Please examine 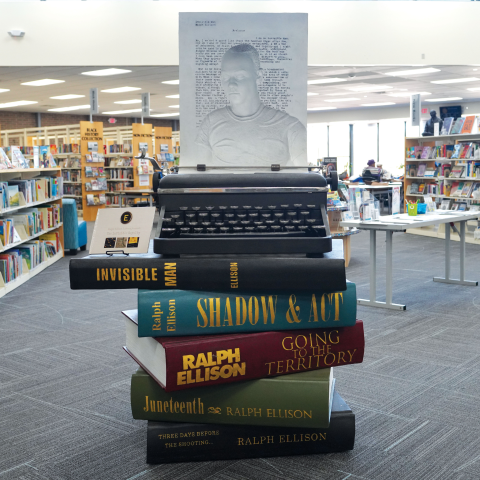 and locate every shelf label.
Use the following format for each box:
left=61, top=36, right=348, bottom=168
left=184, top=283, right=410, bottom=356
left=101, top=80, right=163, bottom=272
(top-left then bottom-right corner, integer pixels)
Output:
left=90, top=88, right=99, bottom=115
left=142, top=93, right=150, bottom=115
